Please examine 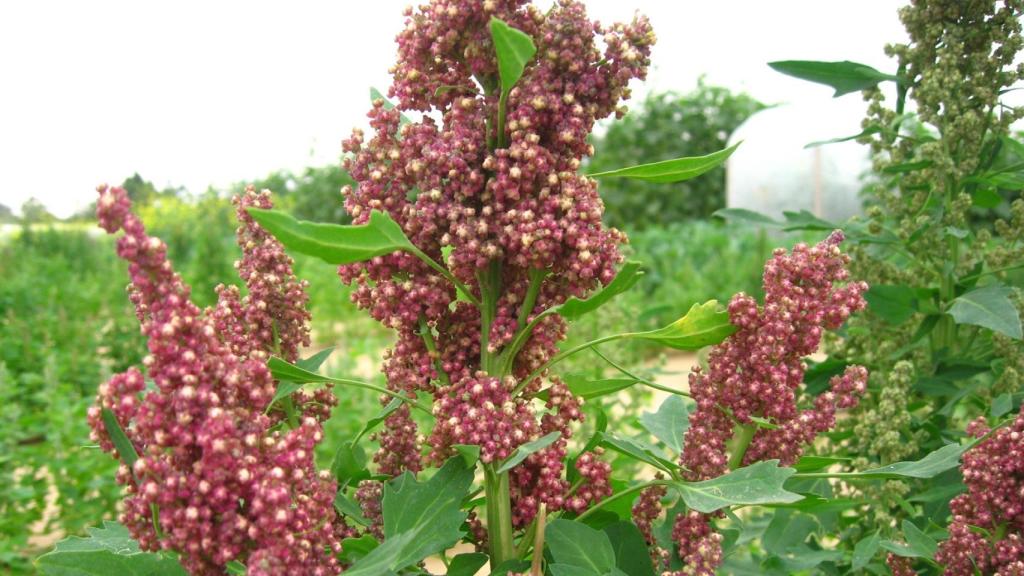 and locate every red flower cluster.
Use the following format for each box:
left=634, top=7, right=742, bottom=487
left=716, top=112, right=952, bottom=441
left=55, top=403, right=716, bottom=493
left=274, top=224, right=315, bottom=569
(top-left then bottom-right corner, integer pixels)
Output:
left=936, top=408, right=1024, bottom=575
left=89, top=185, right=344, bottom=575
